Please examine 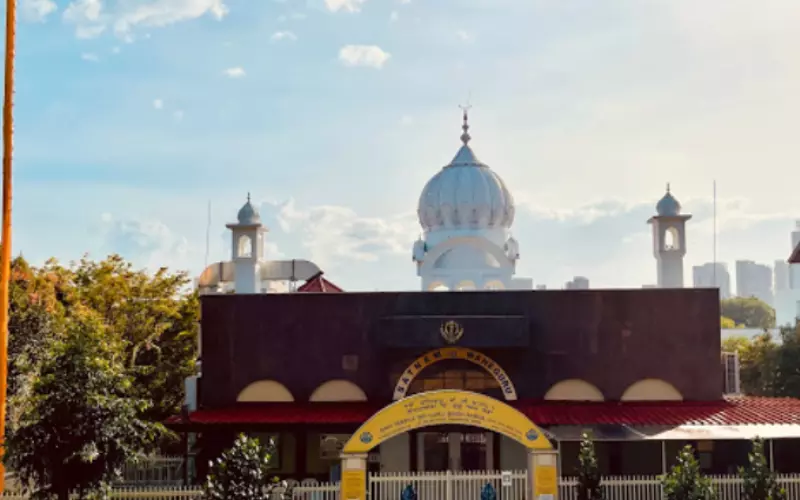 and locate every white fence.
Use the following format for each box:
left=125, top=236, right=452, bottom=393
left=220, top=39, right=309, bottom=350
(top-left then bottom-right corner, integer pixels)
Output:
left=3, top=471, right=800, bottom=500
left=291, top=470, right=800, bottom=500
left=119, top=457, right=186, bottom=486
